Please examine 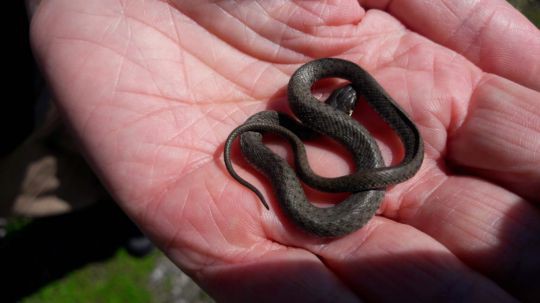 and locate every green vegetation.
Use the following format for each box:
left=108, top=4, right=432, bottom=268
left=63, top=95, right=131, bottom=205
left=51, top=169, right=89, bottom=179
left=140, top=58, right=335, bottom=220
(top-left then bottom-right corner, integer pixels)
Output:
left=22, top=249, right=158, bottom=303
left=4, top=217, right=32, bottom=235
